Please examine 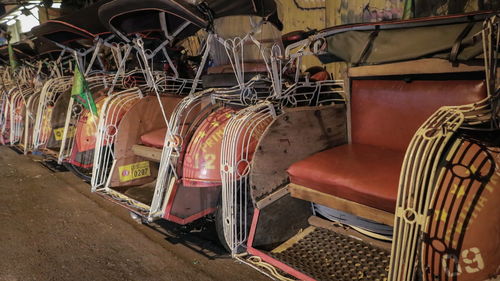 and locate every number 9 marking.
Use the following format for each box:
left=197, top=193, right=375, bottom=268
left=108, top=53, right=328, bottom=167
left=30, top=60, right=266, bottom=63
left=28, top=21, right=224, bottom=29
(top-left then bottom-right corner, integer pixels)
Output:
left=462, top=247, right=484, bottom=274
